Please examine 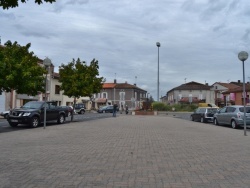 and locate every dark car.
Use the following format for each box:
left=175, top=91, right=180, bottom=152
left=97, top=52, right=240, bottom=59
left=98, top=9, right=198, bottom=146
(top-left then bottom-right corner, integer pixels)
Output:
left=74, top=103, right=85, bottom=114
left=0, top=110, right=10, bottom=119
left=7, top=101, right=68, bottom=128
left=213, top=105, right=250, bottom=129
left=97, top=105, right=117, bottom=113
left=190, top=107, right=219, bottom=123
